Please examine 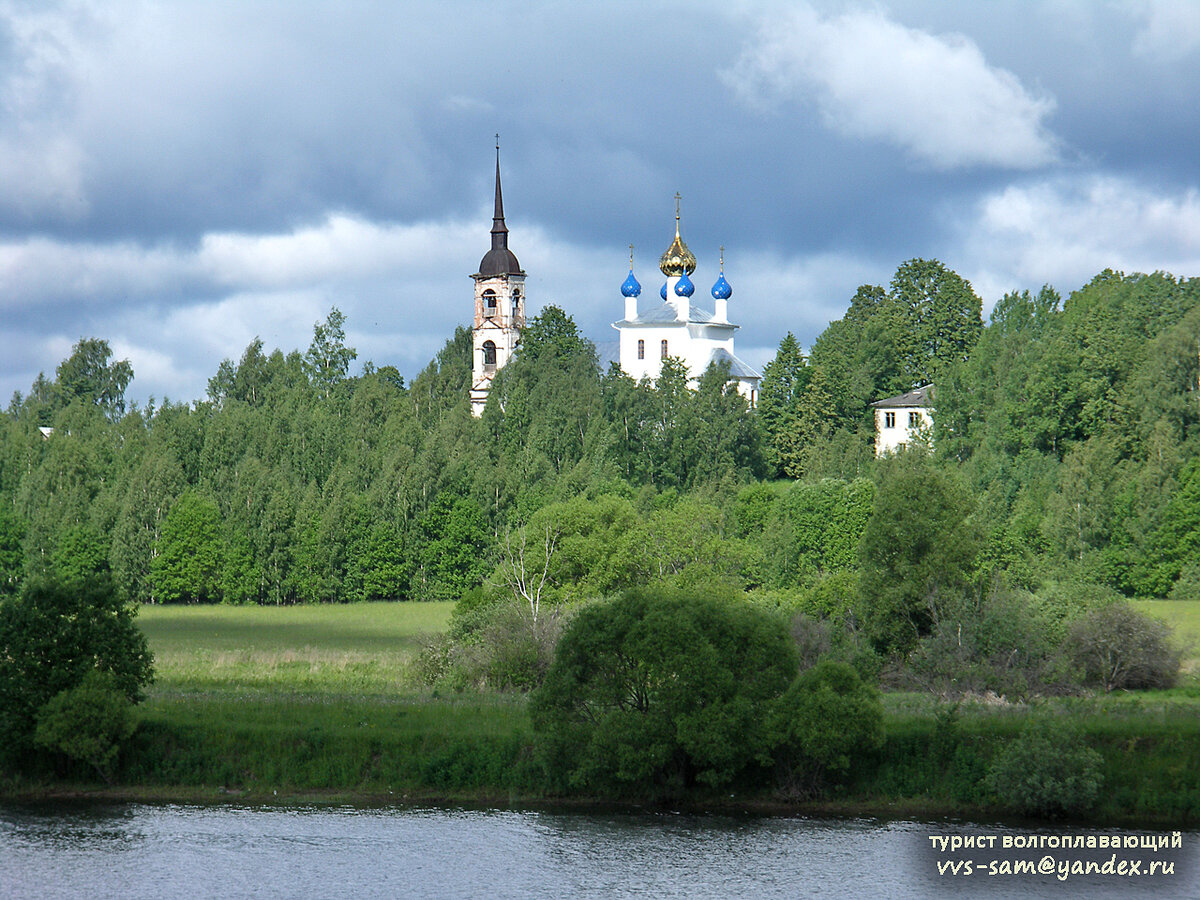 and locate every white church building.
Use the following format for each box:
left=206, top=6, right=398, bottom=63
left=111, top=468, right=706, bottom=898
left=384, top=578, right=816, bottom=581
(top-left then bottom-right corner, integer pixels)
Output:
left=612, top=196, right=761, bottom=404
left=470, top=155, right=760, bottom=414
